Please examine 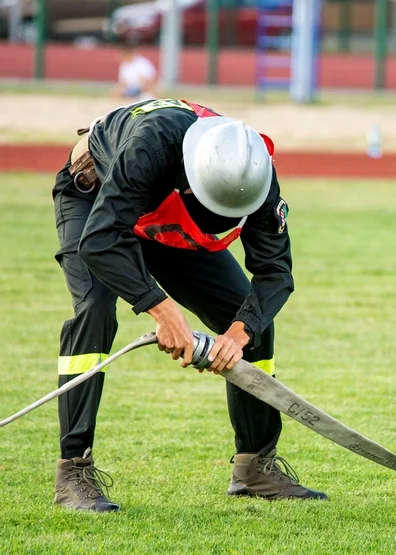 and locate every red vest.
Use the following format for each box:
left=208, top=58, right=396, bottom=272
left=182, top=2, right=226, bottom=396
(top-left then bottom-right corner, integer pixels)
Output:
left=133, top=100, right=274, bottom=252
